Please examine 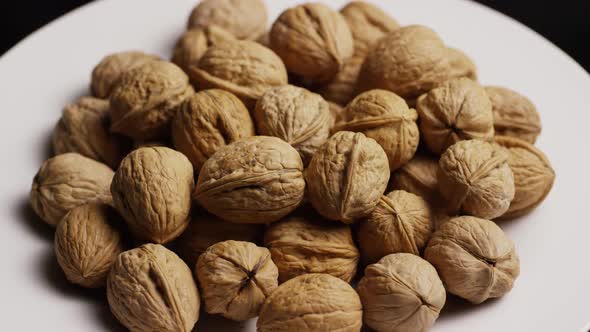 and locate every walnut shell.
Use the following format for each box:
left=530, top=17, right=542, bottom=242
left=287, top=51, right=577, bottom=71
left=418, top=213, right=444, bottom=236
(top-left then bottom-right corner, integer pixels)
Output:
left=110, top=61, right=194, bottom=141
left=107, top=244, right=200, bottom=332
left=335, top=90, right=419, bottom=171
left=189, top=40, right=288, bottom=109
left=317, top=55, right=364, bottom=107
left=254, top=85, right=331, bottom=165
left=54, top=203, right=123, bottom=288
left=111, top=147, right=194, bottom=244
left=196, top=240, right=279, bottom=321
left=306, top=131, right=390, bottom=223
left=264, top=208, right=360, bottom=283
left=270, top=3, right=354, bottom=83
left=187, top=0, right=268, bottom=40
left=195, top=136, right=305, bottom=224
left=257, top=273, right=362, bottom=332
left=389, top=154, right=439, bottom=203
left=358, top=253, right=445, bottom=332
left=495, top=136, right=555, bottom=219
left=328, top=101, right=346, bottom=130
left=91, top=51, right=160, bottom=99
left=447, top=47, right=478, bottom=81
left=485, top=86, right=541, bottom=143
left=171, top=26, right=236, bottom=73
left=424, top=216, right=520, bottom=304
left=30, top=153, right=114, bottom=227
left=172, top=89, right=255, bottom=171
